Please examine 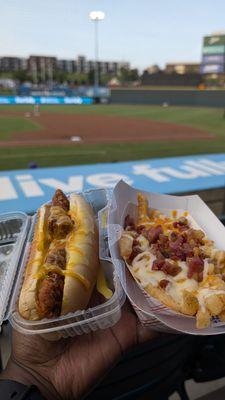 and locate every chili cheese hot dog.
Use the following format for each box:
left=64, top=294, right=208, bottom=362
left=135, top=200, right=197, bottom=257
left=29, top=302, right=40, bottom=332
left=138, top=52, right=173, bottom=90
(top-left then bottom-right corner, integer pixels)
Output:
left=18, top=189, right=99, bottom=320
